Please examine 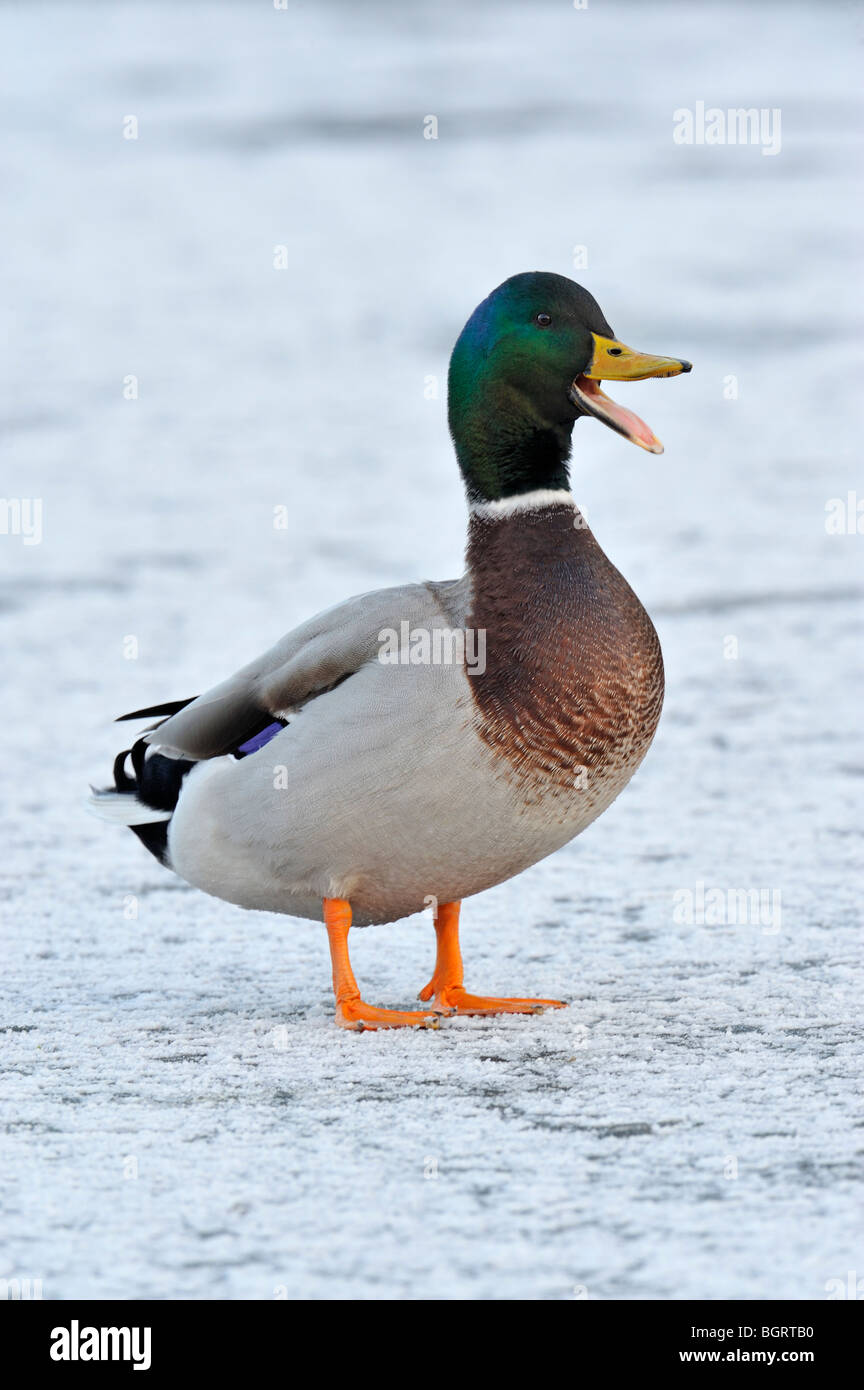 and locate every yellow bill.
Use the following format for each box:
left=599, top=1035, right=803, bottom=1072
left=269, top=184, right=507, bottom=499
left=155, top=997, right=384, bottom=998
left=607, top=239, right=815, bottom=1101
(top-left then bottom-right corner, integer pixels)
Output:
left=569, top=333, right=692, bottom=454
